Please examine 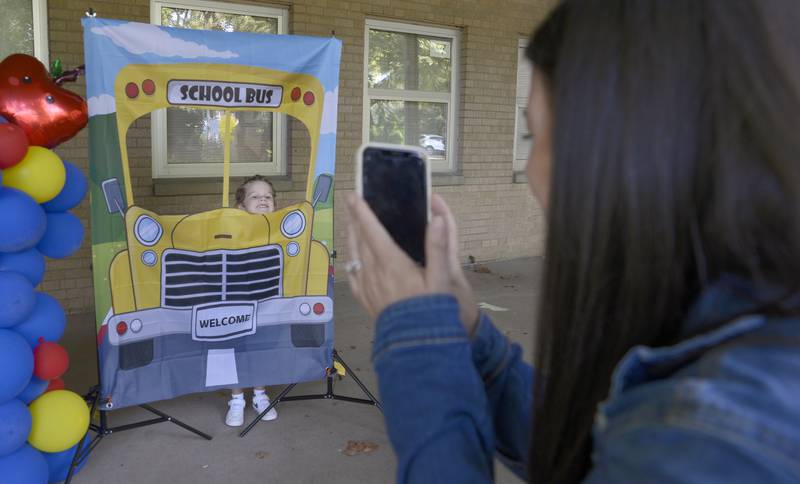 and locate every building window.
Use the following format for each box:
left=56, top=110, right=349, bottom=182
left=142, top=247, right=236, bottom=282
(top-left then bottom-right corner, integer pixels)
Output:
left=150, top=0, right=288, bottom=178
left=514, top=39, right=532, bottom=173
left=0, top=0, right=48, bottom=66
left=364, top=19, right=459, bottom=172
